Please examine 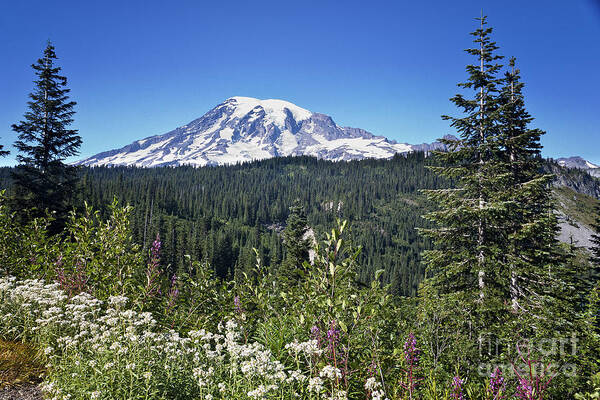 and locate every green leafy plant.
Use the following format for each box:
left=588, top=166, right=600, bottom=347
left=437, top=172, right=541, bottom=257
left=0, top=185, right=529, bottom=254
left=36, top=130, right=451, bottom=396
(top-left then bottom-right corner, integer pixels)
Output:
left=575, top=373, right=600, bottom=400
